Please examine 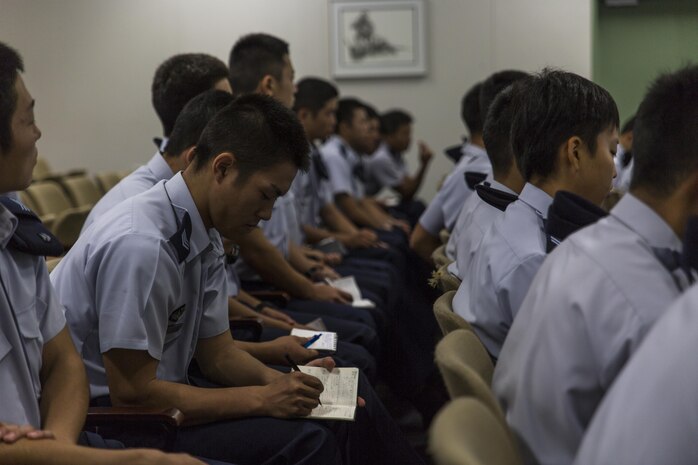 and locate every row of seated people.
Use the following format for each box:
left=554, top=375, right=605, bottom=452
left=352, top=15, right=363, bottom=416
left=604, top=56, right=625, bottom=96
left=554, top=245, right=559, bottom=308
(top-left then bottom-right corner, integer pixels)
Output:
left=0, top=31, right=451, bottom=464
left=409, top=60, right=698, bottom=464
